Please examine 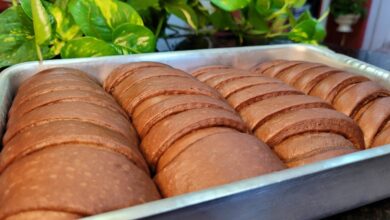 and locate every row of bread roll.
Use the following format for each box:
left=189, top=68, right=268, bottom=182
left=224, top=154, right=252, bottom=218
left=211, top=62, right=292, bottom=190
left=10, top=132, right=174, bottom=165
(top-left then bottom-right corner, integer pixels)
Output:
left=253, top=60, right=390, bottom=148
left=192, top=67, right=362, bottom=167
left=0, top=68, right=160, bottom=219
left=104, top=62, right=286, bottom=197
